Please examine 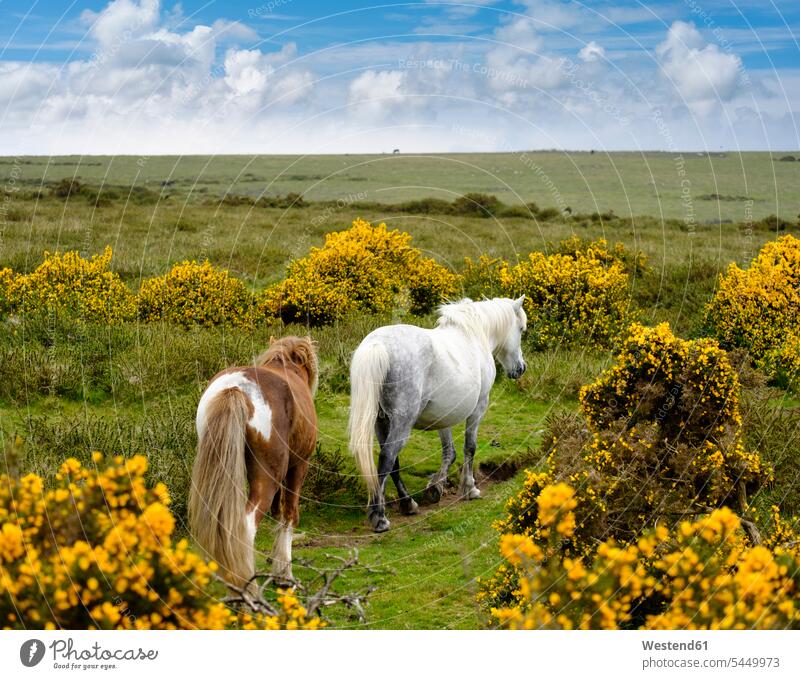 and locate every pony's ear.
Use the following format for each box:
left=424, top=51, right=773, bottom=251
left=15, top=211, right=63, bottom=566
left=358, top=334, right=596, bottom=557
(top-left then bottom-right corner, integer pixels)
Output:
left=269, top=335, right=277, bottom=344
left=513, top=295, right=526, bottom=310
